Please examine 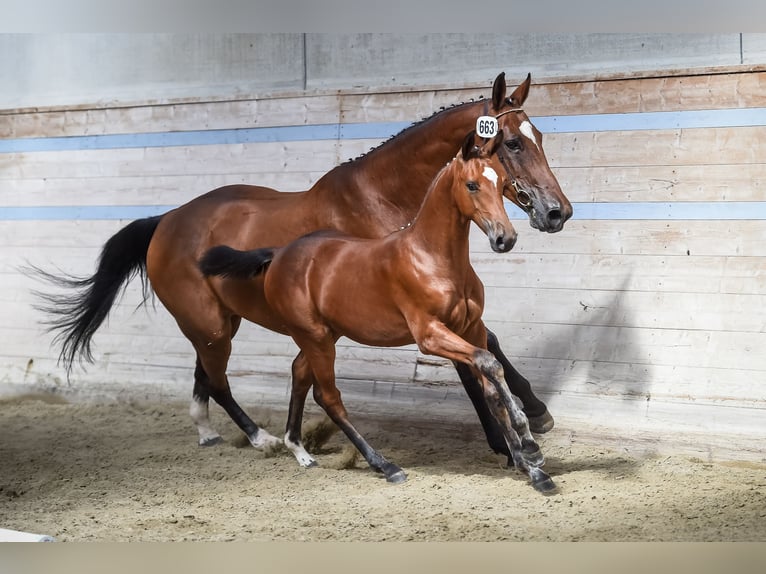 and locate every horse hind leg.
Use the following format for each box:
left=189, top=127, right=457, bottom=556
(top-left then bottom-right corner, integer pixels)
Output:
left=185, top=317, right=282, bottom=452
left=190, top=357, right=224, bottom=446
